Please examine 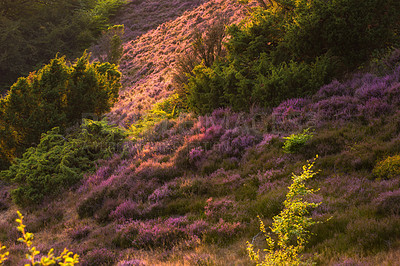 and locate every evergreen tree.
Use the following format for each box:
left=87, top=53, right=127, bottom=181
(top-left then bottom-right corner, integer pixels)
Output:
left=0, top=52, right=121, bottom=170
